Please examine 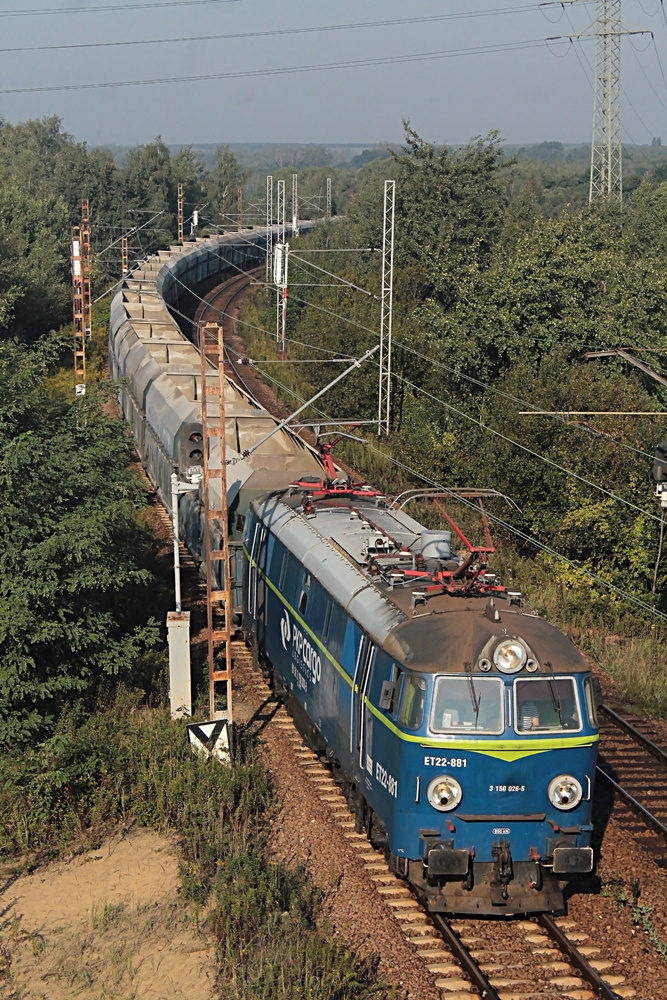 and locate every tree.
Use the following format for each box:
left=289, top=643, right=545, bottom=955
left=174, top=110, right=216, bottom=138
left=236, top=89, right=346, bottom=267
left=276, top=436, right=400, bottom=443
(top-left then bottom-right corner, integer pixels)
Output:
left=0, top=337, right=159, bottom=743
left=206, top=146, right=250, bottom=224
